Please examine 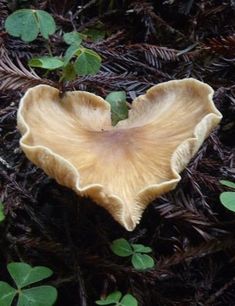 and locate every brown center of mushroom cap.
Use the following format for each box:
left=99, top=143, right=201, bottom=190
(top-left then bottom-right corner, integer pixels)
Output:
left=18, top=79, right=222, bottom=230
